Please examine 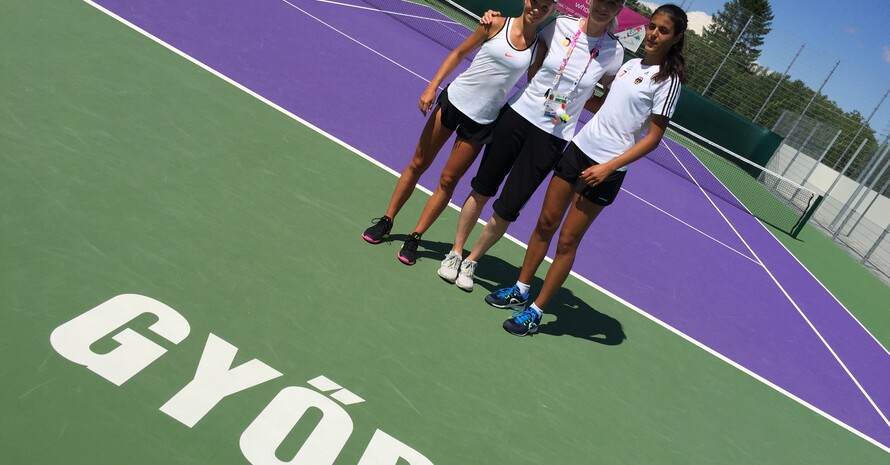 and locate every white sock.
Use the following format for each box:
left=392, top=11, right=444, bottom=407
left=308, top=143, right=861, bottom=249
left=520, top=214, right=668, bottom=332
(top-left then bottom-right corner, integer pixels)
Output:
left=515, top=281, right=531, bottom=297
left=529, top=303, right=543, bottom=316
left=451, top=250, right=462, bottom=257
